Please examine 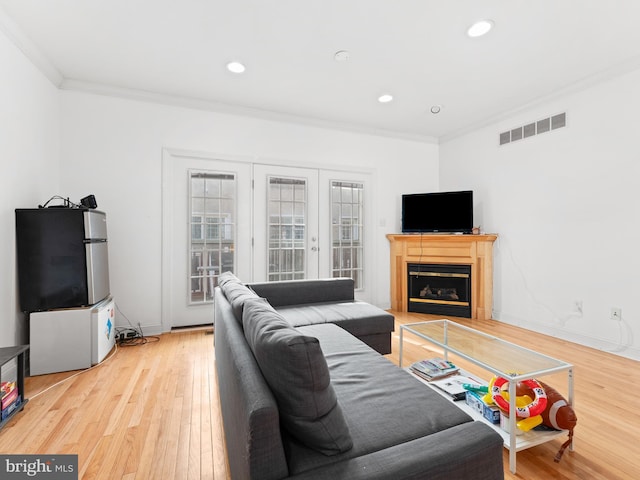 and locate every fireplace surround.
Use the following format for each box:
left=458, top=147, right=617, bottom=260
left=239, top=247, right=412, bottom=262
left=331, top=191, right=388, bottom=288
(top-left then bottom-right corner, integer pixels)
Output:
left=387, top=234, right=497, bottom=320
